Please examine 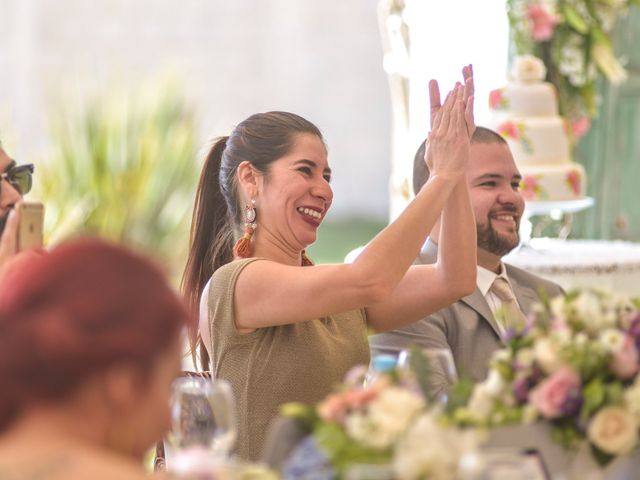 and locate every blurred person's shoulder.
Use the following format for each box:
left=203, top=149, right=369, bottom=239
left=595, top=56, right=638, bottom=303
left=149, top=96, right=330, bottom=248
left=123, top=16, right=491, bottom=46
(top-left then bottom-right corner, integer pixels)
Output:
left=0, top=439, right=151, bottom=480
